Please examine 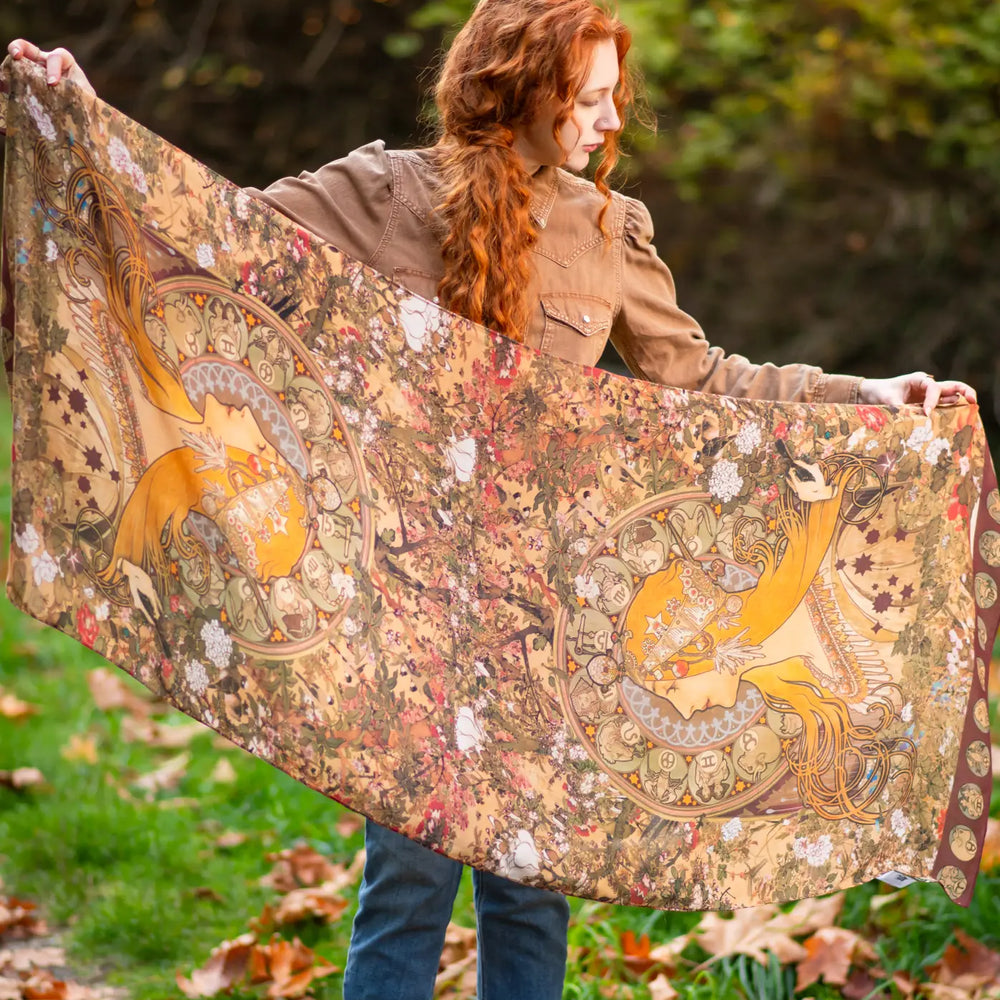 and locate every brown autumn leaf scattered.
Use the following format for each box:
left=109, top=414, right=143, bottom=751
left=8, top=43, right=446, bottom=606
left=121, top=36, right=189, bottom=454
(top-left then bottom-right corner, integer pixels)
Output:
left=213, top=831, right=249, bottom=851
left=0, top=900, right=46, bottom=941
left=60, top=735, right=97, bottom=766
left=621, top=930, right=656, bottom=976
left=767, top=892, right=844, bottom=936
left=247, top=936, right=337, bottom=999
left=0, top=689, right=37, bottom=720
left=176, top=933, right=256, bottom=998
left=335, top=814, right=364, bottom=839
left=795, top=926, right=877, bottom=991
left=253, top=886, right=351, bottom=931
left=129, top=752, right=191, bottom=798
left=119, top=715, right=206, bottom=749
left=260, top=844, right=347, bottom=892
left=925, top=930, right=1000, bottom=992
left=85, top=669, right=156, bottom=718
left=434, top=924, right=477, bottom=999
left=695, top=906, right=808, bottom=966
left=647, top=973, right=680, bottom=1000
left=0, top=769, right=46, bottom=793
